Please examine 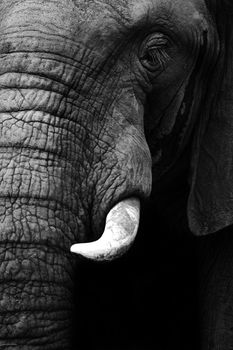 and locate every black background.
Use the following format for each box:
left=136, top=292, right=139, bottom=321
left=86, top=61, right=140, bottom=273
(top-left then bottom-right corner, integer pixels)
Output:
left=73, top=200, right=199, bottom=350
